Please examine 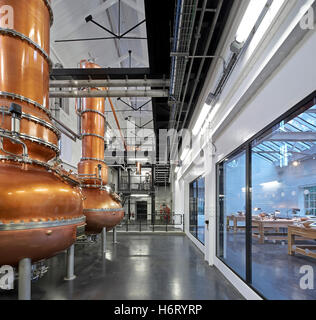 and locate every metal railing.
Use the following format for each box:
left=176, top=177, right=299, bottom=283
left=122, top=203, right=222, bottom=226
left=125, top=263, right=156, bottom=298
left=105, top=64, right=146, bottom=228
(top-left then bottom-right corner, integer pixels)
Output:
left=116, top=213, right=184, bottom=233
